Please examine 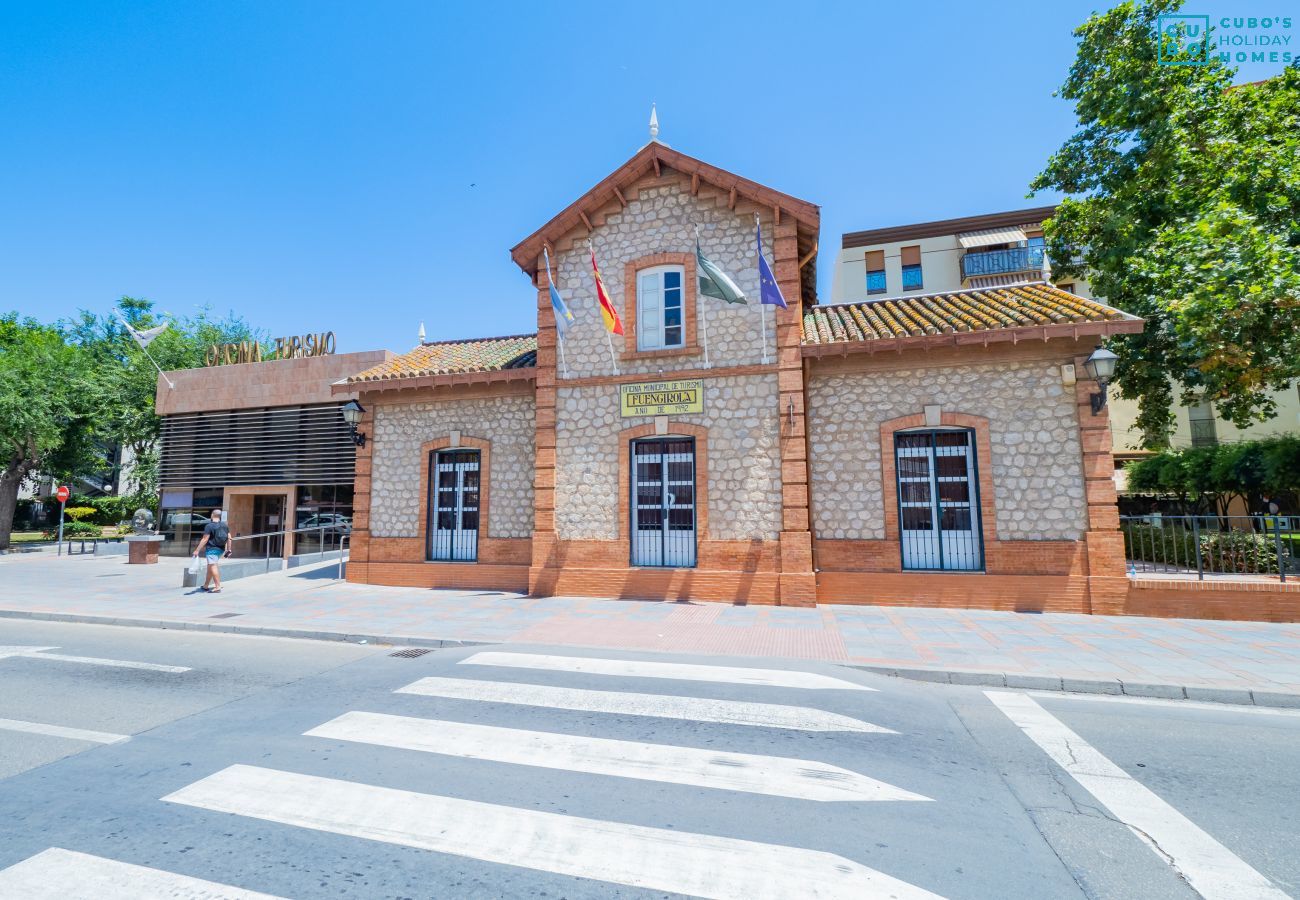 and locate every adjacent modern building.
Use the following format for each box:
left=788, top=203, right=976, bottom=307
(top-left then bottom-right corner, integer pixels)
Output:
left=319, top=143, right=1142, bottom=610
left=154, top=349, right=392, bottom=558
left=830, top=205, right=1093, bottom=306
